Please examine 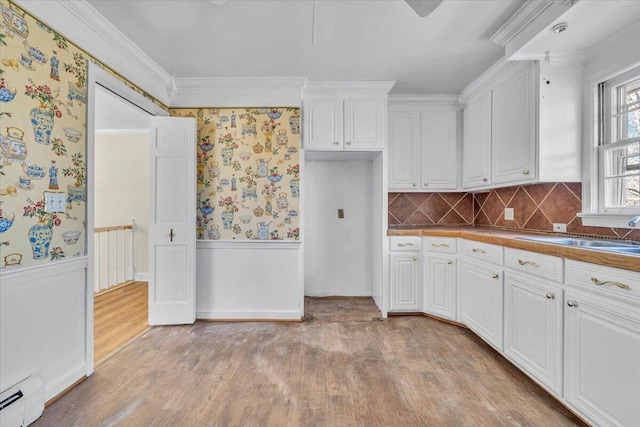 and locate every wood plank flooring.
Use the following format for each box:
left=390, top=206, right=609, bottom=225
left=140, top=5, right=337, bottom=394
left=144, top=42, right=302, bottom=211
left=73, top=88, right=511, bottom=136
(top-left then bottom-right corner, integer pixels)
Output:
left=94, top=281, right=148, bottom=364
left=39, top=297, right=586, bottom=426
